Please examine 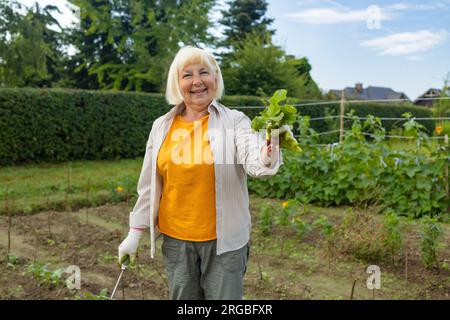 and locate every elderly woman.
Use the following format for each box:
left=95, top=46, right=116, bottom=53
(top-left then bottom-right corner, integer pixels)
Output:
left=118, top=46, right=283, bottom=300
